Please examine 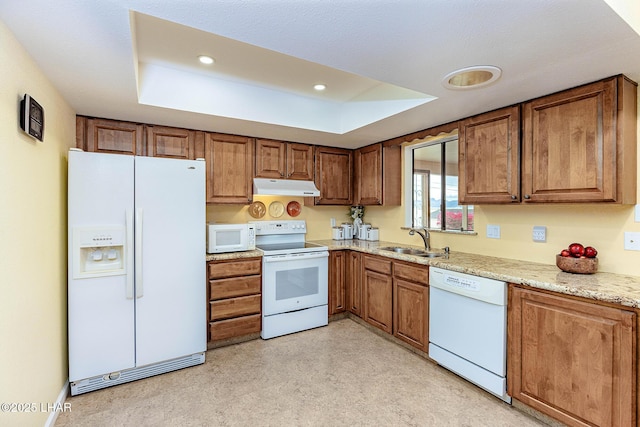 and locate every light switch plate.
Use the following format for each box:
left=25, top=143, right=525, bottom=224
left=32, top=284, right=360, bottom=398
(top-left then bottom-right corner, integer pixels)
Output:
left=487, top=224, right=501, bottom=239
left=533, top=226, right=546, bottom=242
left=624, top=232, right=640, bottom=251
left=330, top=218, right=336, bottom=227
